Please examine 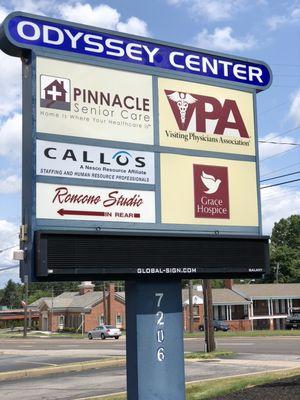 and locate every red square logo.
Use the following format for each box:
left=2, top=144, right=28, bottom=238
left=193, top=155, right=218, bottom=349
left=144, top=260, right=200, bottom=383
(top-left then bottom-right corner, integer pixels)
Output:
left=193, top=164, right=230, bottom=219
